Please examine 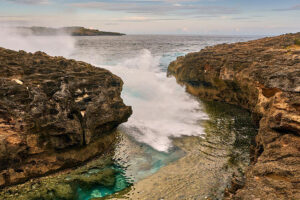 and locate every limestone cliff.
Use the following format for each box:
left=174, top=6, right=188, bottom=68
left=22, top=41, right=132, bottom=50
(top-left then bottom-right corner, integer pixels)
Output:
left=168, top=33, right=300, bottom=199
left=0, top=47, right=132, bottom=187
